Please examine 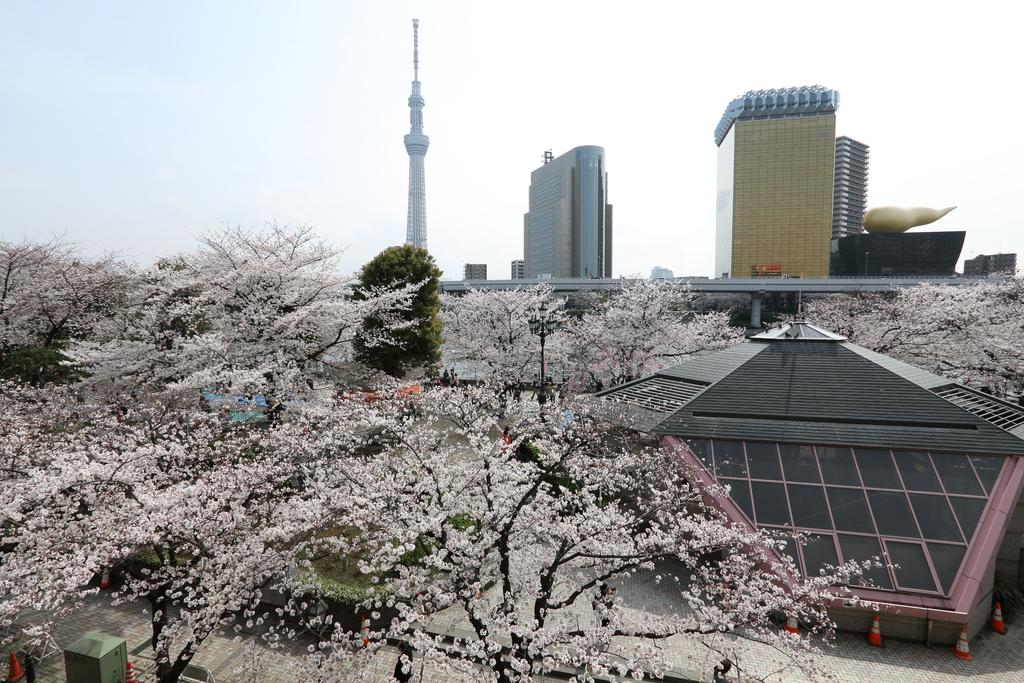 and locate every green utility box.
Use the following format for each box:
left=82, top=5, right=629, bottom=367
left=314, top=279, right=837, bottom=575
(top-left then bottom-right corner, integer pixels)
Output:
left=64, top=632, right=127, bottom=683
